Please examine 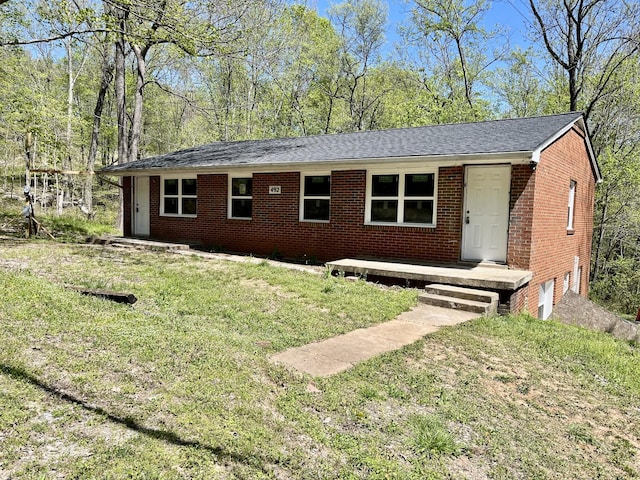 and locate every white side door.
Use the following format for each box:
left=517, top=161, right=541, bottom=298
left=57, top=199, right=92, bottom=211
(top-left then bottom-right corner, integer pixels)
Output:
left=462, top=165, right=511, bottom=262
left=133, top=176, right=150, bottom=236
